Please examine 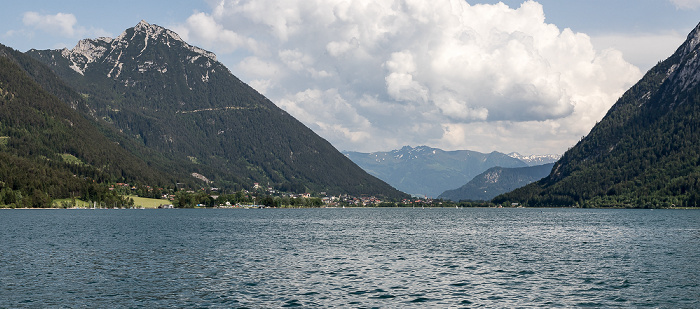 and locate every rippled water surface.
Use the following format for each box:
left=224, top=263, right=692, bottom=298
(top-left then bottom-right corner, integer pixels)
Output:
left=1, top=208, right=699, bottom=308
